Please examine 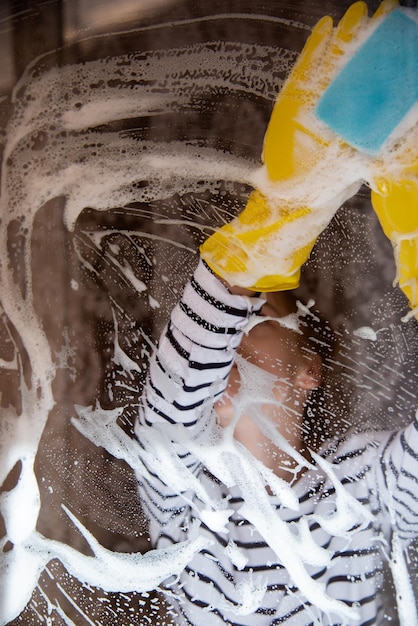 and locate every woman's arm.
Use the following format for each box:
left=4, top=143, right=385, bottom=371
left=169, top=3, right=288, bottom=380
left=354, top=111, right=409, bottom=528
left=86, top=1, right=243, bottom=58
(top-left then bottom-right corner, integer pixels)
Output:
left=136, top=259, right=264, bottom=432
left=133, top=259, right=265, bottom=534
